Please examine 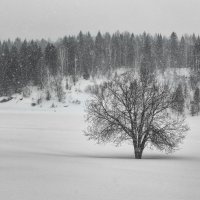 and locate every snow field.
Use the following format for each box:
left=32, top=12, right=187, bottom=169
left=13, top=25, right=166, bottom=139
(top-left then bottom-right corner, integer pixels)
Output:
left=0, top=111, right=199, bottom=200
